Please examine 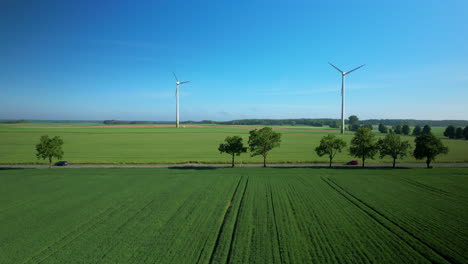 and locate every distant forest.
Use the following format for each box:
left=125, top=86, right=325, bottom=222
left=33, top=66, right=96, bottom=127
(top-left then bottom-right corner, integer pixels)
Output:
left=181, top=118, right=468, bottom=127
left=2, top=119, right=468, bottom=127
